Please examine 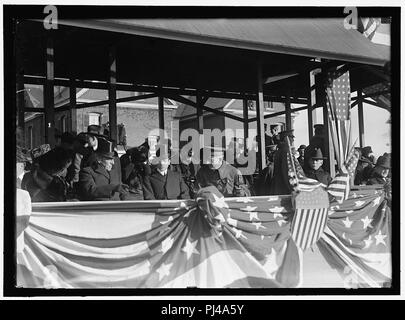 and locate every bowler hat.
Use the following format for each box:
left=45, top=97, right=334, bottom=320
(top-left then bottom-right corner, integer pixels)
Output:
left=376, top=156, right=391, bottom=169
left=307, top=147, right=326, bottom=160
left=96, top=137, right=115, bottom=159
